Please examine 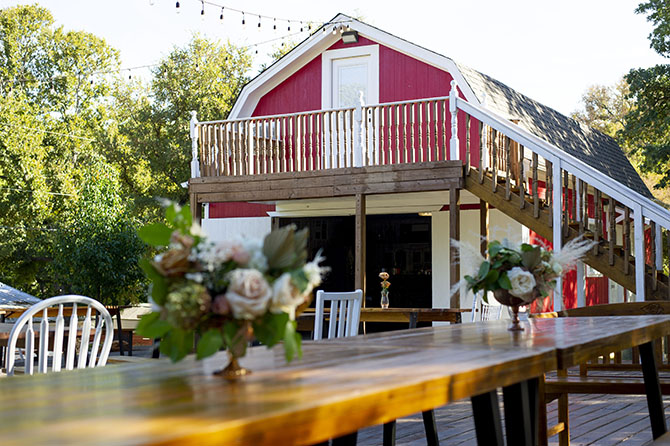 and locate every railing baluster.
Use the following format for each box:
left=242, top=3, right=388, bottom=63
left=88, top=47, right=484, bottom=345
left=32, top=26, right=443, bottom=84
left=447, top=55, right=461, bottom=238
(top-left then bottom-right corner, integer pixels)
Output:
left=479, top=122, right=485, bottom=184
left=443, top=99, right=448, bottom=161
left=465, top=114, right=470, bottom=173
left=410, top=103, right=416, bottom=163
left=624, top=206, right=631, bottom=275
left=533, top=153, right=539, bottom=218
left=491, top=129, right=498, bottom=193
left=519, top=144, right=525, bottom=208
left=418, top=102, right=423, bottom=163
left=563, top=170, right=570, bottom=238
left=607, top=197, right=616, bottom=265
left=651, top=221, right=658, bottom=291
left=309, top=113, right=314, bottom=171
left=594, top=190, right=602, bottom=255
left=404, top=104, right=409, bottom=163
left=395, top=105, right=401, bottom=163
left=365, top=107, right=370, bottom=166
left=381, top=106, right=387, bottom=165
left=547, top=160, right=553, bottom=227
left=505, top=137, right=511, bottom=200
left=349, top=109, right=355, bottom=167
left=316, top=114, right=321, bottom=170
left=433, top=100, right=439, bottom=162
